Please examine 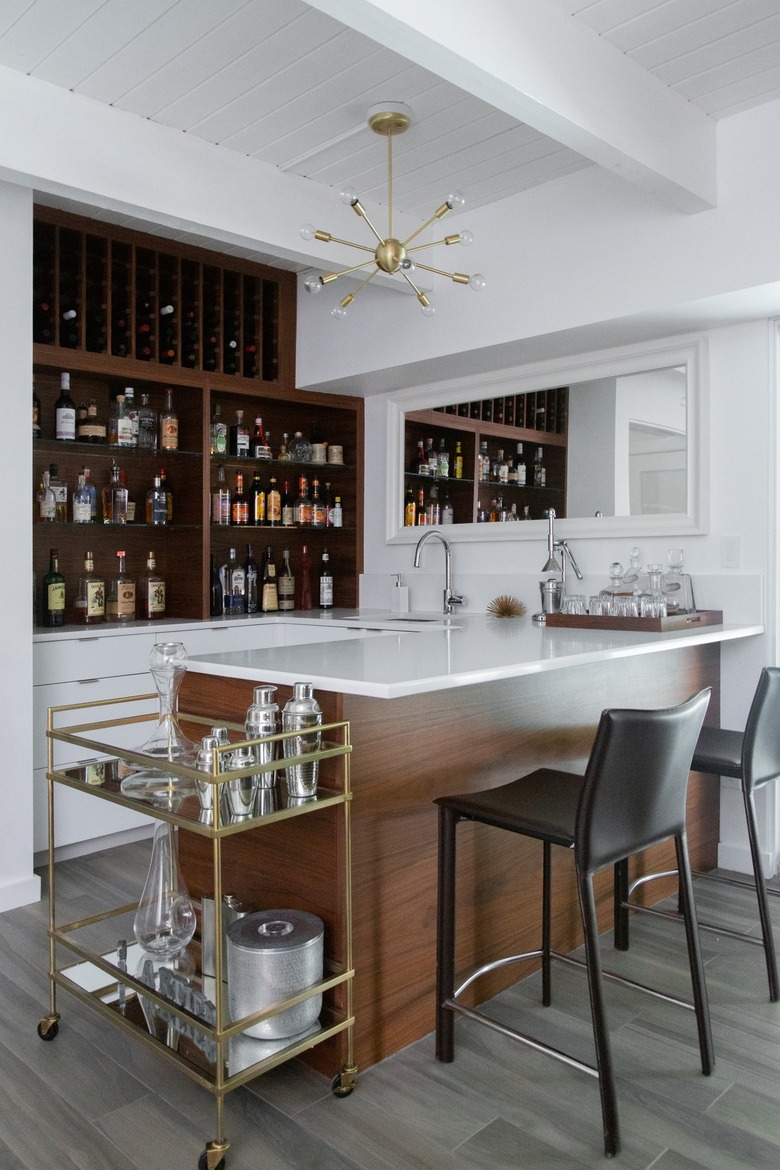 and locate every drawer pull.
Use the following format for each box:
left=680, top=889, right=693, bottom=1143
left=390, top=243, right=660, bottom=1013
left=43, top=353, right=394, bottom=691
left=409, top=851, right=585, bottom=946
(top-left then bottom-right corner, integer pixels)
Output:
left=77, top=678, right=101, bottom=686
